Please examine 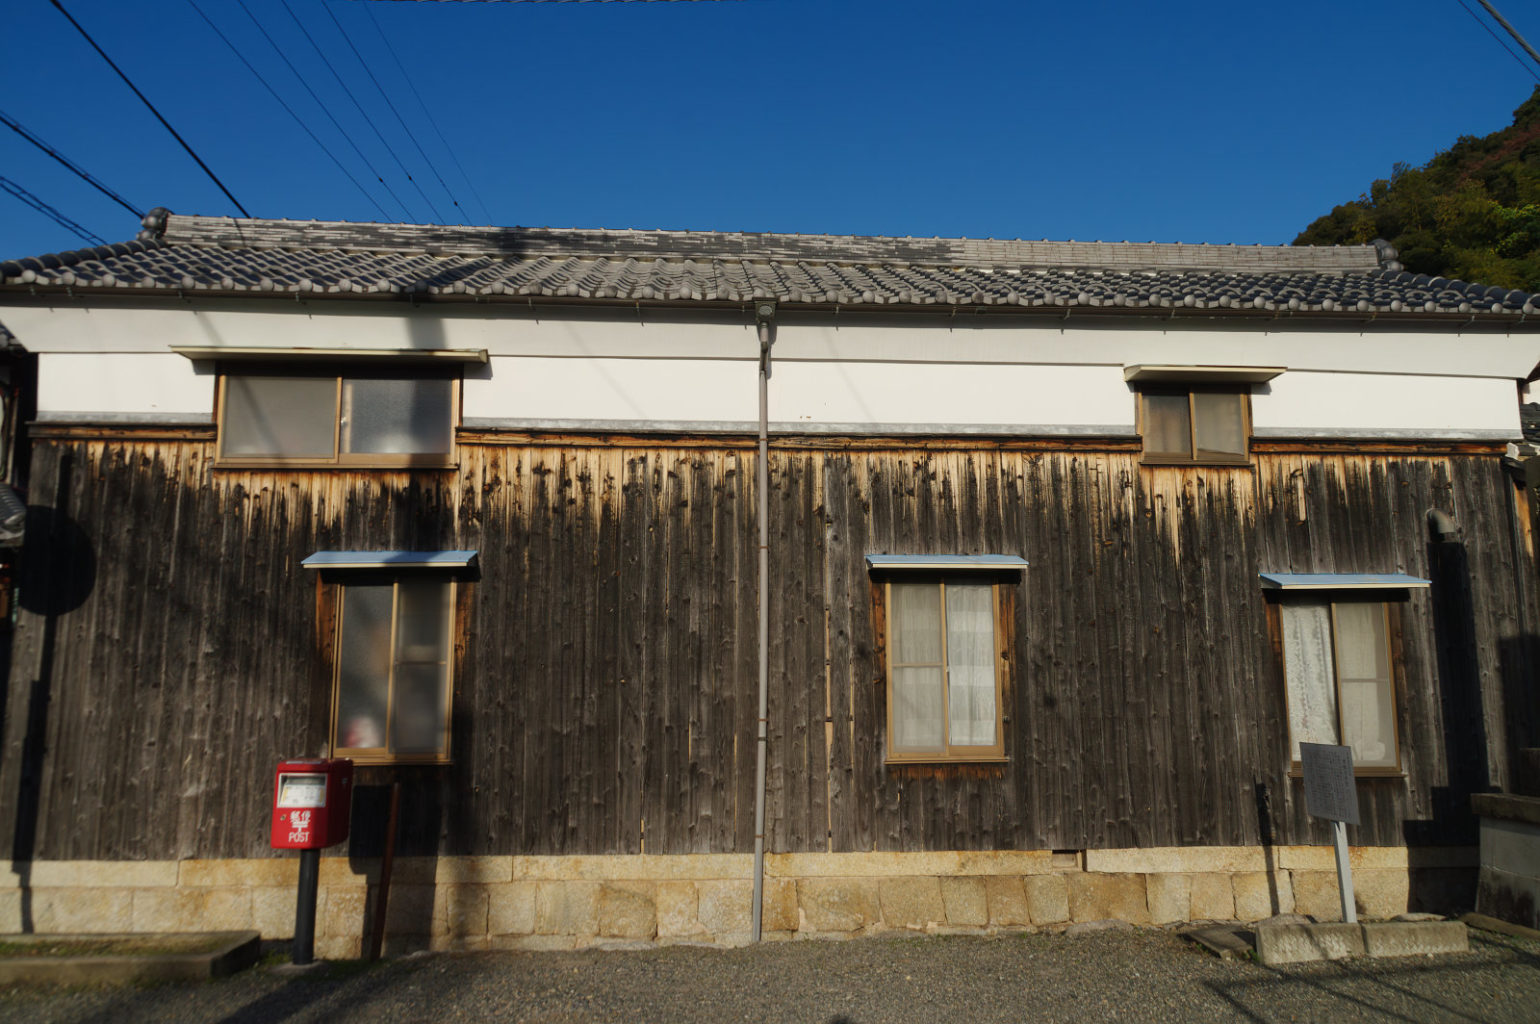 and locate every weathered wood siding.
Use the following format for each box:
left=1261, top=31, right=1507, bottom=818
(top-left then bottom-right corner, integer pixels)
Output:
left=3, top=434, right=1536, bottom=860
